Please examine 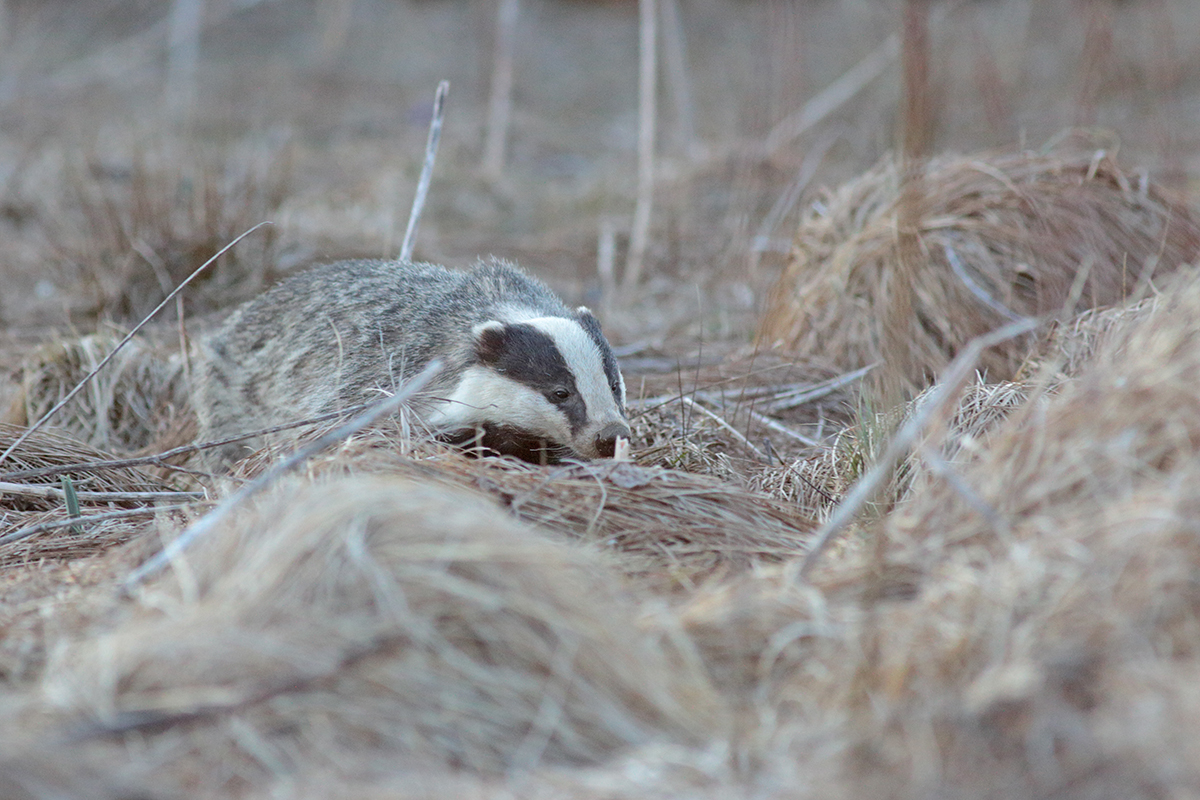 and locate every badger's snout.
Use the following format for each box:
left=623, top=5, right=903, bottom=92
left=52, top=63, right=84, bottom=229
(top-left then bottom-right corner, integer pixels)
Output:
left=592, top=421, right=632, bottom=459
